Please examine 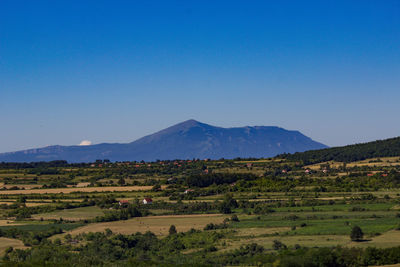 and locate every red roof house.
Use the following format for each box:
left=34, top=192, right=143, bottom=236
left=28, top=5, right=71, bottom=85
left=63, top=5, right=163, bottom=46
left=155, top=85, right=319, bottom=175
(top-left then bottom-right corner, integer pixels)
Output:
left=142, top=198, right=153, bottom=204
